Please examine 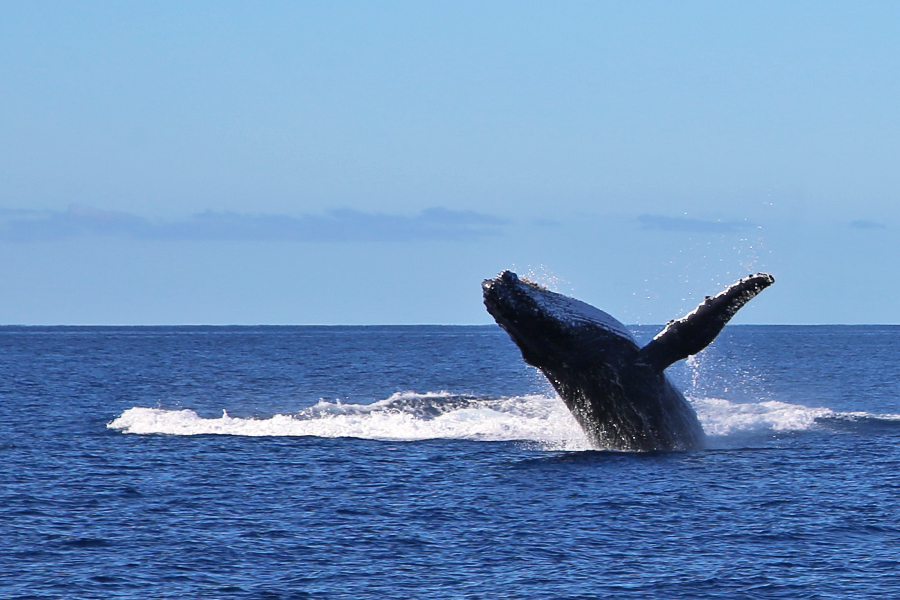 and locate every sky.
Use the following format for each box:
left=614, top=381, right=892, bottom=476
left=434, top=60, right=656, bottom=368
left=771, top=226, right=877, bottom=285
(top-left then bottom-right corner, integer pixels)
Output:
left=1, top=1, right=898, bottom=325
